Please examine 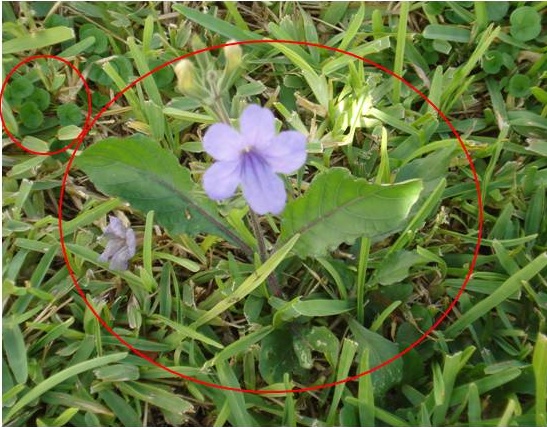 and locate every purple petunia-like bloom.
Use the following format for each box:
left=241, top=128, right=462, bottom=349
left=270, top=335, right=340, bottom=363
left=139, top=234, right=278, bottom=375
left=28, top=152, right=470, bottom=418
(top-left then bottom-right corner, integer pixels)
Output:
left=202, top=104, right=307, bottom=215
left=98, top=216, right=136, bottom=270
